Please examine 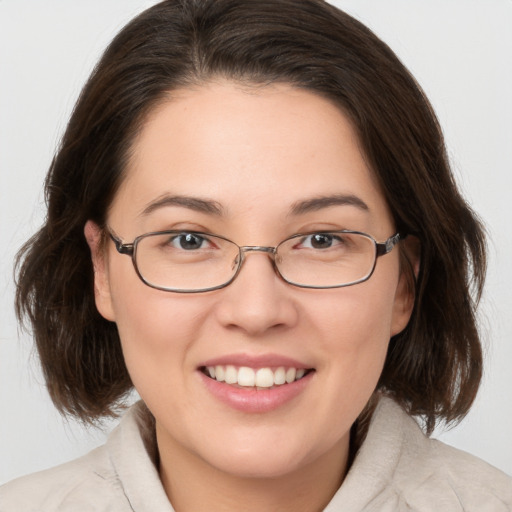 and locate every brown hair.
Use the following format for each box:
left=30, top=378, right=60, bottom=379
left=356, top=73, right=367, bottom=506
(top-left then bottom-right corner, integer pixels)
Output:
left=15, top=0, right=486, bottom=432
